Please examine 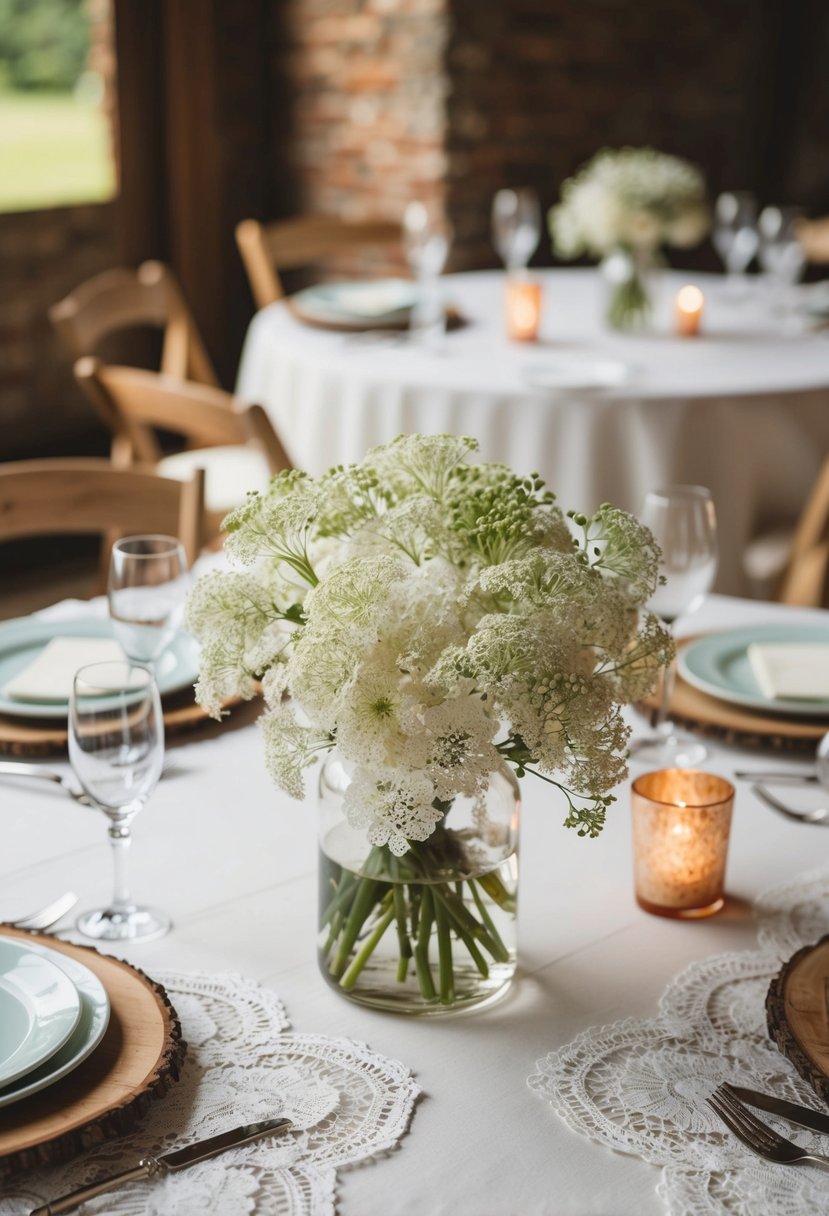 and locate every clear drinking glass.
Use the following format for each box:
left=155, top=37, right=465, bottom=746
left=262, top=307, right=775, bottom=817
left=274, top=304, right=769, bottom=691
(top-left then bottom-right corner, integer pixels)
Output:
left=402, top=200, right=451, bottom=348
left=632, top=486, right=718, bottom=768
left=69, top=661, right=170, bottom=942
left=491, top=188, right=541, bottom=272
left=758, top=205, right=806, bottom=310
left=108, top=535, right=189, bottom=669
left=713, top=191, right=759, bottom=294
